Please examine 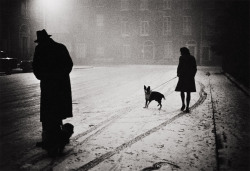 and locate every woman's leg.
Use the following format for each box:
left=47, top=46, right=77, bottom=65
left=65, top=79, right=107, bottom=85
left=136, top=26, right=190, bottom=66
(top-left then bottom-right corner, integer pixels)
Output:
left=186, top=92, right=191, bottom=112
left=181, top=91, right=185, bottom=110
